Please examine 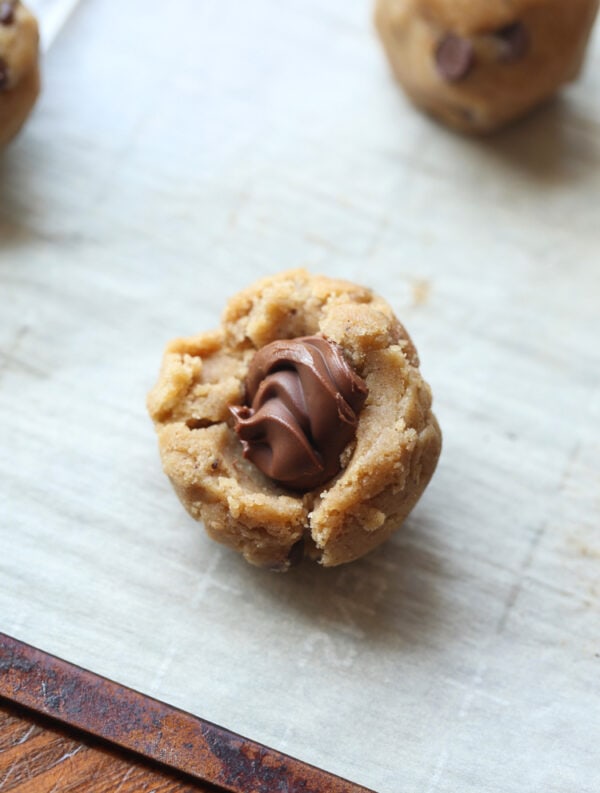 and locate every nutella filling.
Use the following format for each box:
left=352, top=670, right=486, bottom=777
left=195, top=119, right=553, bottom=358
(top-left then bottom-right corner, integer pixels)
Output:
left=230, top=336, right=368, bottom=492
